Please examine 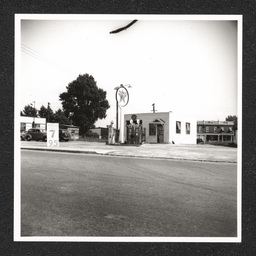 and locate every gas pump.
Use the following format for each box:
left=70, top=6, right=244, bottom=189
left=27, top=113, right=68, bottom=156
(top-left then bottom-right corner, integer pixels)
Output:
left=108, top=121, right=116, bottom=145
left=126, top=115, right=143, bottom=145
